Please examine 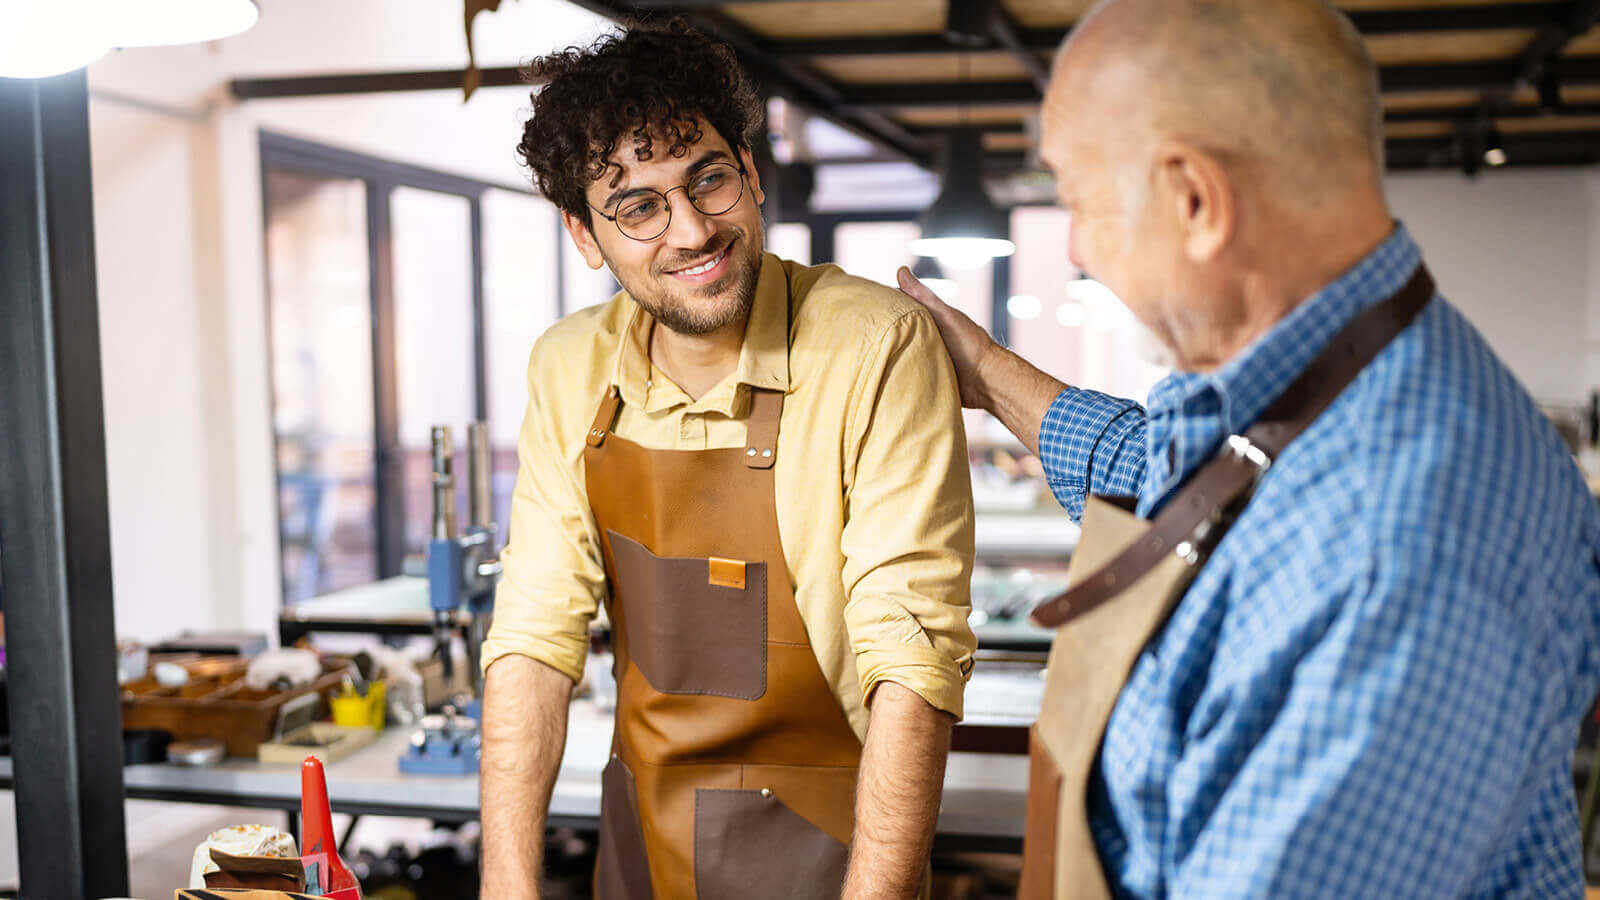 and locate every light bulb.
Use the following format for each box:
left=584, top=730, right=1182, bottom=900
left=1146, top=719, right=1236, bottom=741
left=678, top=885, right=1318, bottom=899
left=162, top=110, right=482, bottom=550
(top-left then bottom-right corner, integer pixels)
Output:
left=1006, top=295, right=1042, bottom=321
left=908, top=236, right=1016, bottom=270
left=0, top=1, right=108, bottom=78
left=103, top=0, right=259, bottom=48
